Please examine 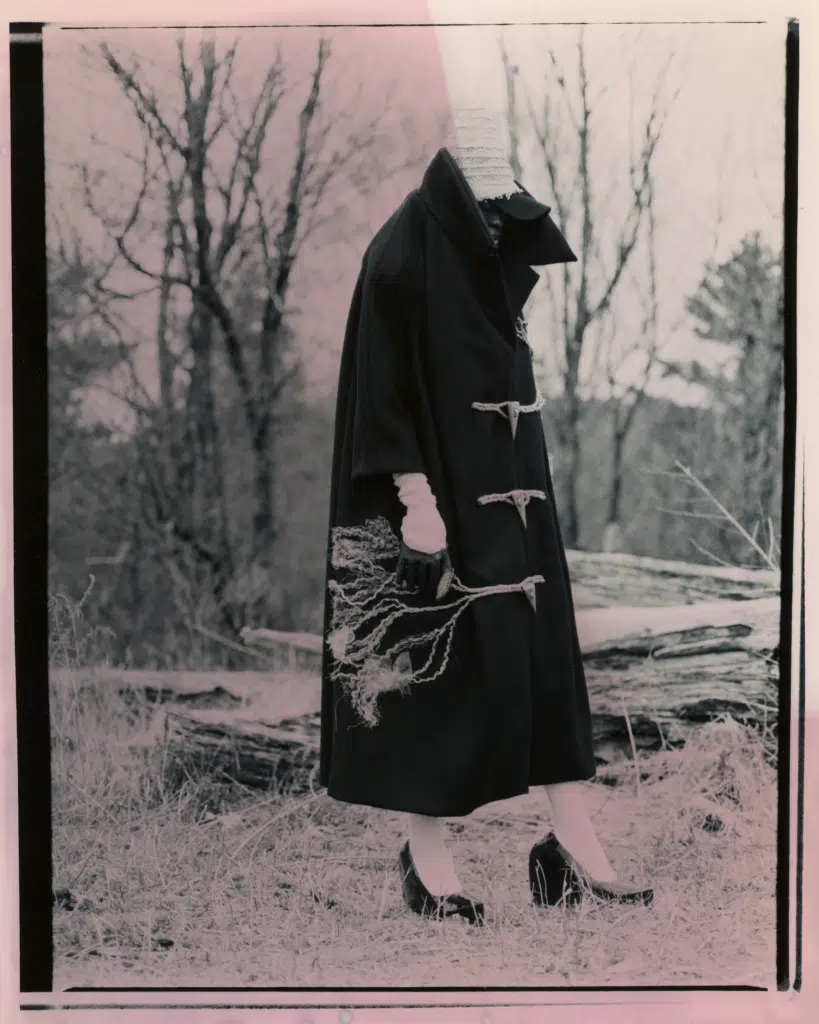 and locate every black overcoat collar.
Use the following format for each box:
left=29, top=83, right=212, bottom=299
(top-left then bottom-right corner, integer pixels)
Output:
left=417, top=148, right=577, bottom=323
left=418, top=148, right=499, bottom=258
